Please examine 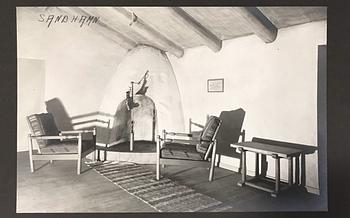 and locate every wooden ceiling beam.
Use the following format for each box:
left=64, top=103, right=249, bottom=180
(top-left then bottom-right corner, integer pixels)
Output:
left=59, top=7, right=137, bottom=50
left=94, top=20, right=137, bottom=50
left=113, top=7, right=184, bottom=58
left=233, top=7, right=278, bottom=43
left=168, top=7, right=222, bottom=52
